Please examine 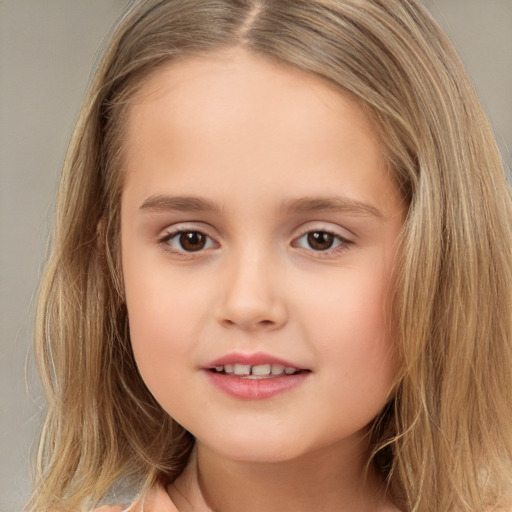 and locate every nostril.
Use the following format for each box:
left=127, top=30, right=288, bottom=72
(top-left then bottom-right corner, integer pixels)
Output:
left=220, top=318, right=276, bottom=329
